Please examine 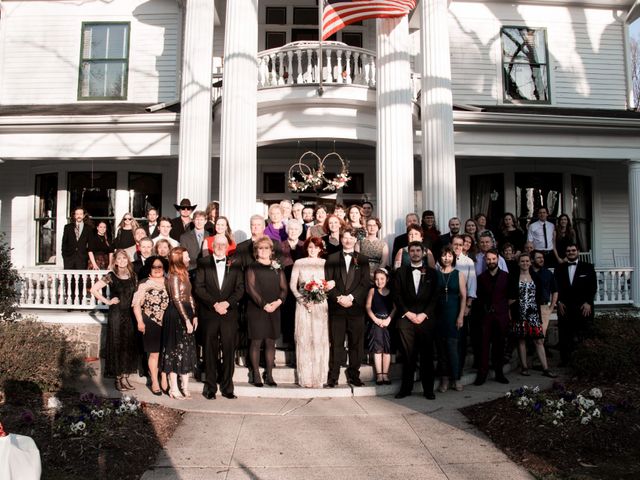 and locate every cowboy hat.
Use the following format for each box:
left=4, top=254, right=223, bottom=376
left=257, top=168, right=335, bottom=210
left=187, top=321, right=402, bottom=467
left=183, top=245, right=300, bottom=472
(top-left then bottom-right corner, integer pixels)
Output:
left=174, top=198, right=197, bottom=210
